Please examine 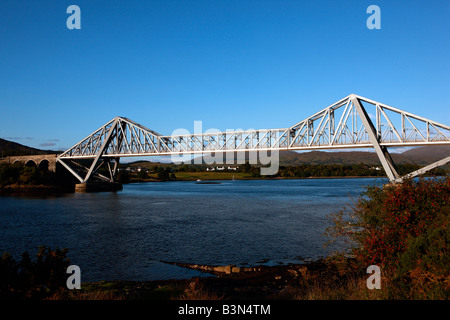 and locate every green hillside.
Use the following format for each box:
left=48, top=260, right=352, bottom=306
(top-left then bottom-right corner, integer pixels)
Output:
left=0, top=138, right=59, bottom=157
